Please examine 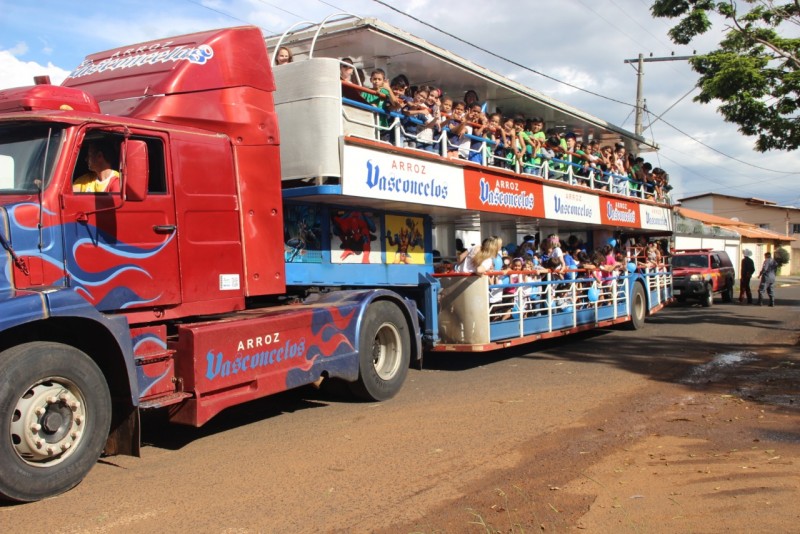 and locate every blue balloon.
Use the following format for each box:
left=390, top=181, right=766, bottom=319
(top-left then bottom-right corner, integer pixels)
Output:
left=587, top=286, right=599, bottom=302
left=627, top=262, right=637, bottom=273
left=608, top=238, right=617, bottom=247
